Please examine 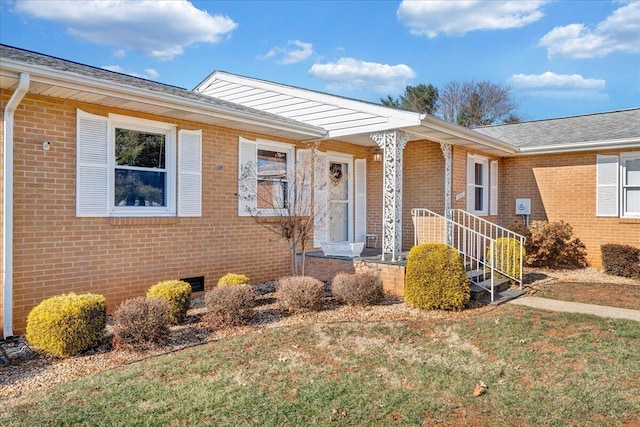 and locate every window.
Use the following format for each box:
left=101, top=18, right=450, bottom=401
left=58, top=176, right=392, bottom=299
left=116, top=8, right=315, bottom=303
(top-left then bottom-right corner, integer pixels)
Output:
left=238, top=137, right=294, bottom=216
left=466, top=154, right=498, bottom=216
left=112, top=117, right=174, bottom=214
left=76, top=109, right=201, bottom=217
left=257, top=148, right=289, bottom=209
left=597, top=152, right=640, bottom=218
left=622, top=153, right=640, bottom=217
